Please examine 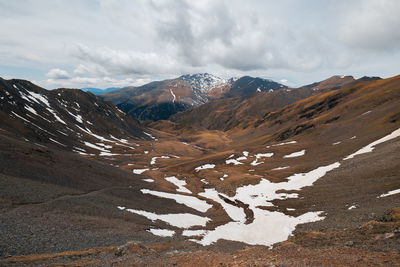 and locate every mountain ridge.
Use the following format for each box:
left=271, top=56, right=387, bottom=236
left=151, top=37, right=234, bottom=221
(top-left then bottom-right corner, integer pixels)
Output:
left=101, top=73, right=288, bottom=121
